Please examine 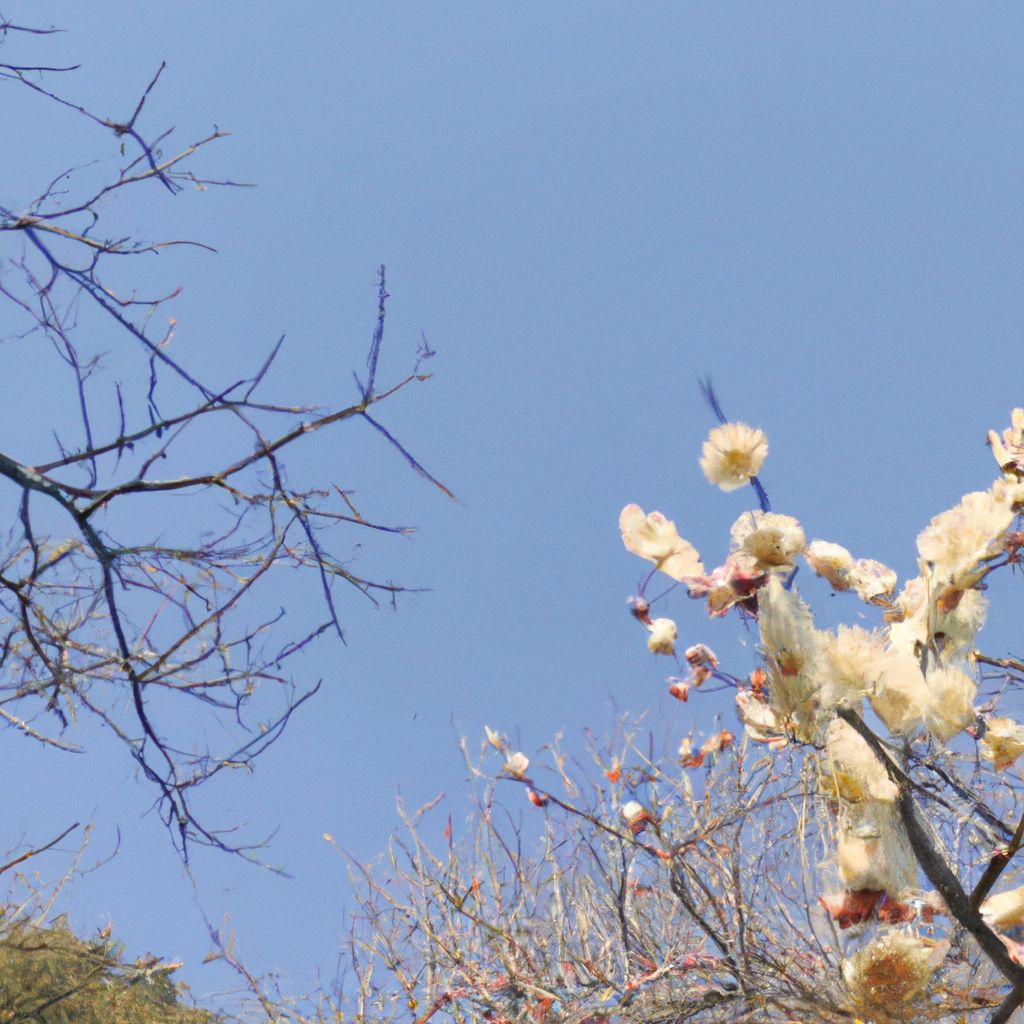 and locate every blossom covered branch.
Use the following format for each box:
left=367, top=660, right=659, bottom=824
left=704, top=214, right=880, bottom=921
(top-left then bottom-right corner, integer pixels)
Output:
left=614, top=405, right=1024, bottom=1020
